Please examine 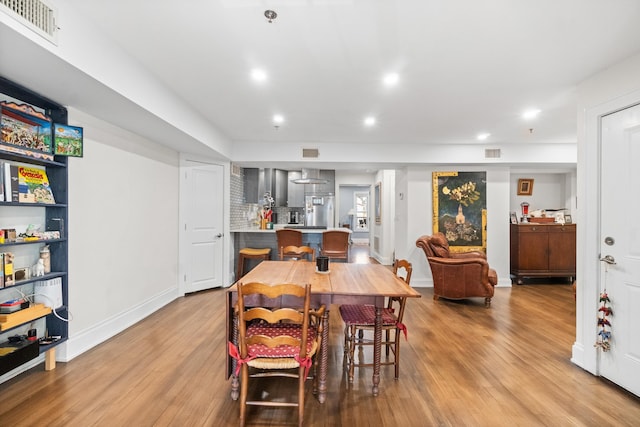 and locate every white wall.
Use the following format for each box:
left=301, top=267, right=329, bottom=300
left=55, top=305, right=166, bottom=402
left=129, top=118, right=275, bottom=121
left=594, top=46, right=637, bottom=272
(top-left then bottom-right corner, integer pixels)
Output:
left=509, top=172, right=574, bottom=219
left=62, top=109, right=180, bottom=361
